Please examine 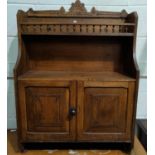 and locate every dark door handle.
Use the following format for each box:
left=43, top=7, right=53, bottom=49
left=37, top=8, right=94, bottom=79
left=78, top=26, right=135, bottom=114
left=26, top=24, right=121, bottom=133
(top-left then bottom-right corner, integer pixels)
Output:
left=69, top=108, right=76, bottom=116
